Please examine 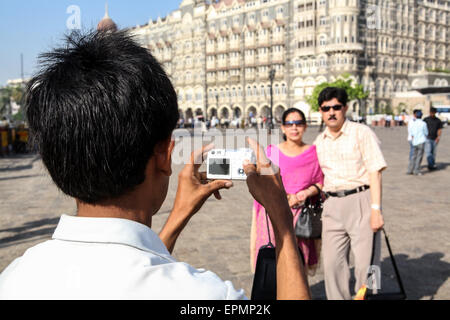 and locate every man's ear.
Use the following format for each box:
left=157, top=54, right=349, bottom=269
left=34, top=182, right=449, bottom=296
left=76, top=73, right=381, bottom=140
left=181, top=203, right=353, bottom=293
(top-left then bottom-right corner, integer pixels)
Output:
left=344, top=104, right=349, bottom=114
left=154, top=137, right=175, bottom=176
